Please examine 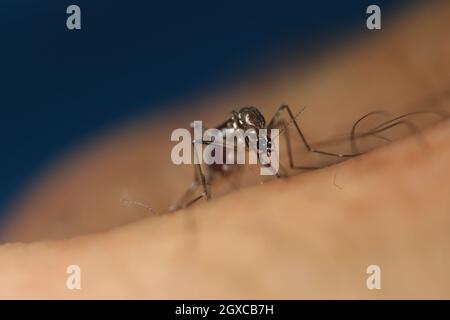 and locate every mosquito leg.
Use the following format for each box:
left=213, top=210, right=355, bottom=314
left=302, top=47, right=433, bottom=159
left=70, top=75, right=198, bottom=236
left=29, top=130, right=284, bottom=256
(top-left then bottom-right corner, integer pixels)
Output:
left=372, top=133, right=391, bottom=143
left=350, top=111, right=429, bottom=153
left=268, top=104, right=363, bottom=158
left=184, top=193, right=208, bottom=208
left=352, top=109, right=450, bottom=152
left=187, top=137, right=243, bottom=203
left=168, top=162, right=210, bottom=212
left=179, top=139, right=211, bottom=209
left=169, top=133, right=215, bottom=211
left=360, top=119, right=427, bottom=149
left=275, top=119, right=321, bottom=170
left=350, top=111, right=392, bottom=153
left=168, top=180, right=200, bottom=212
left=194, top=143, right=210, bottom=201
